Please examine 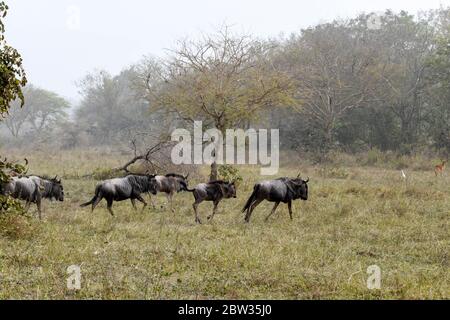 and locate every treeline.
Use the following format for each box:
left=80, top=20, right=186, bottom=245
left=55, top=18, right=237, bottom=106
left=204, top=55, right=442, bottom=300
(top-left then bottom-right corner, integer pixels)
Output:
left=2, top=9, right=450, bottom=158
